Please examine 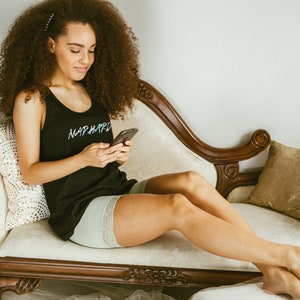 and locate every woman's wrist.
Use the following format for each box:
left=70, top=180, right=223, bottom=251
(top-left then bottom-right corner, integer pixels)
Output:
left=73, top=152, right=88, bottom=170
